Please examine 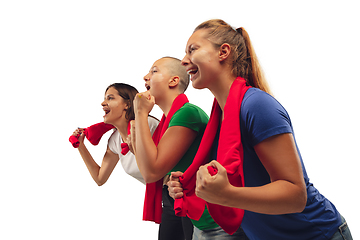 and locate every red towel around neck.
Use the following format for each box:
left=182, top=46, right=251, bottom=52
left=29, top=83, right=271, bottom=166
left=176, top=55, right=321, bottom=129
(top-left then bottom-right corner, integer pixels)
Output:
left=120, top=121, right=131, bottom=155
left=143, top=94, right=189, bottom=224
left=174, top=77, right=251, bottom=235
left=69, top=122, right=114, bottom=148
